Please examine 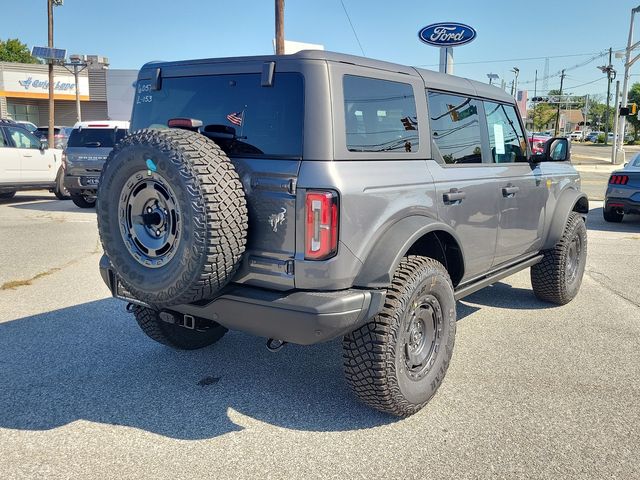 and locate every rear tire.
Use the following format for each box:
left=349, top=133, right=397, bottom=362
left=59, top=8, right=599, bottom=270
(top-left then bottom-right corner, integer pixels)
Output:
left=343, top=256, right=456, bottom=417
left=0, top=191, right=17, bottom=200
left=603, top=208, right=623, bottom=223
left=132, top=306, right=227, bottom=350
left=531, top=212, right=587, bottom=305
left=71, top=194, right=96, bottom=208
left=54, top=168, right=70, bottom=200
